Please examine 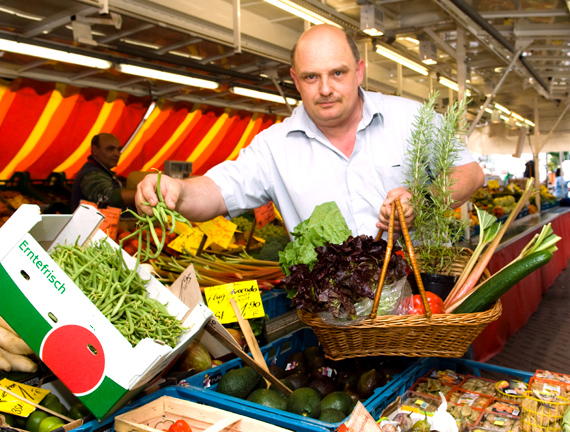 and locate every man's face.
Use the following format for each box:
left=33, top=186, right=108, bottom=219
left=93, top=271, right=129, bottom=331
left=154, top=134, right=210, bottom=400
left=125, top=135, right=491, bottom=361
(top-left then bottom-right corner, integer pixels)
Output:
left=290, top=26, right=365, bottom=129
left=92, top=135, right=122, bottom=170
